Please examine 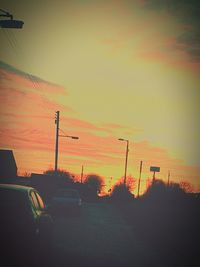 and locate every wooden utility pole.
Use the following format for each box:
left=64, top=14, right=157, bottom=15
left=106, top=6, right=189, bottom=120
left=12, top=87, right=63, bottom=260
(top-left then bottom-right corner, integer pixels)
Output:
left=81, top=165, right=84, bottom=183
left=137, top=160, right=143, bottom=198
left=55, top=111, right=60, bottom=172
